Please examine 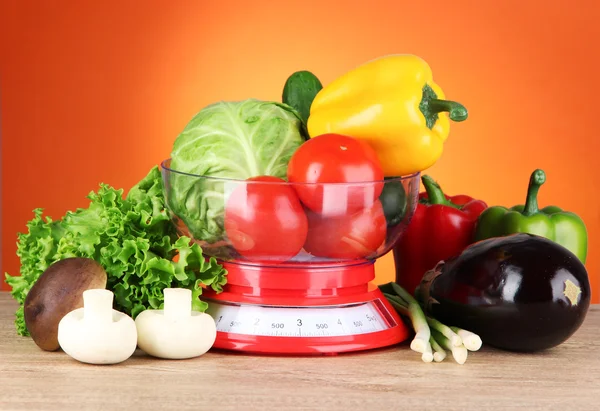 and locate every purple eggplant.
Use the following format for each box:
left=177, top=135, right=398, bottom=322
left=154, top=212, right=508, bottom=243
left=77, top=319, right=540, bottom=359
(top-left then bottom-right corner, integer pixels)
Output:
left=418, top=233, right=590, bottom=352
